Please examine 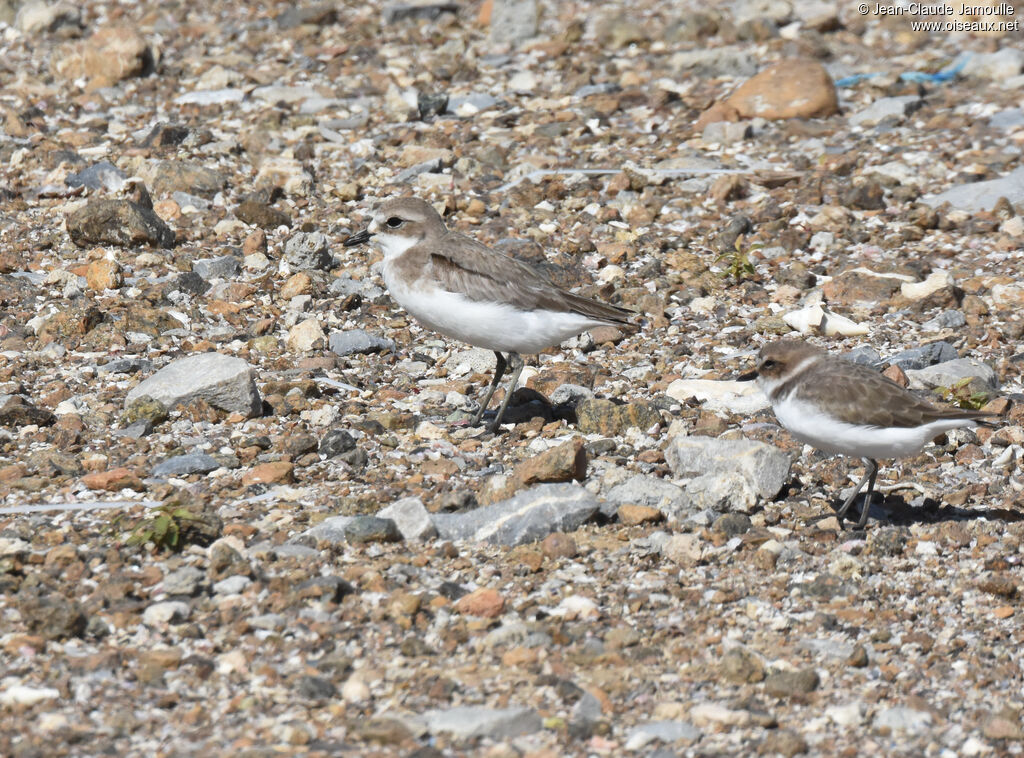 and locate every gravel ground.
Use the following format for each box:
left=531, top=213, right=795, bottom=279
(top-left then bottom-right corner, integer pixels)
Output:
left=1, top=0, right=1024, bottom=755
